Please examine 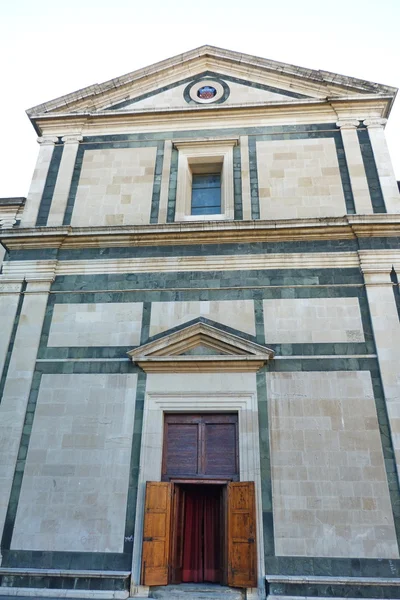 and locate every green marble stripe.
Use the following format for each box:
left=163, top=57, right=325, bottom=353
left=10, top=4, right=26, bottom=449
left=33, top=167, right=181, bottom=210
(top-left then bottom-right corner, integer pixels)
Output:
left=1, top=370, right=43, bottom=551
left=391, top=268, right=400, bottom=322
left=357, top=128, right=386, bottom=213
left=0, top=573, right=128, bottom=591
left=51, top=268, right=363, bottom=292
left=82, top=123, right=337, bottom=144
left=8, top=237, right=400, bottom=263
left=257, top=368, right=275, bottom=557
left=264, top=555, right=400, bottom=577
left=48, top=285, right=363, bottom=303
left=62, top=144, right=84, bottom=226
left=0, top=548, right=131, bottom=570
left=149, top=141, right=165, bottom=223
left=233, top=144, right=243, bottom=220
left=248, top=136, right=260, bottom=219
left=36, top=144, right=63, bottom=226
left=268, top=581, right=400, bottom=598
left=124, top=370, right=146, bottom=553
left=0, top=282, right=26, bottom=406
left=124, top=304, right=151, bottom=551
left=167, top=147, right=178, bottom=222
